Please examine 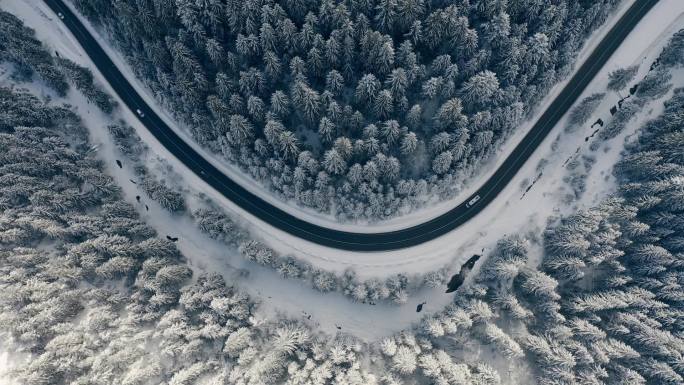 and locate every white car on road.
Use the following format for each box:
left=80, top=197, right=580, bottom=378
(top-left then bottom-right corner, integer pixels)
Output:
left=466, top=195, right=481, bottom=208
